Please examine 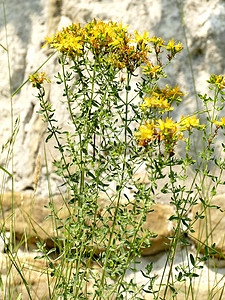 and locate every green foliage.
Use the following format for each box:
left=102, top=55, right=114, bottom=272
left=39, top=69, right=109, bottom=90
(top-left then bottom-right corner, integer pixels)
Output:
left=28, top=19, right=225, bottom=299
left=1, top=12, right=225, bottom=299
